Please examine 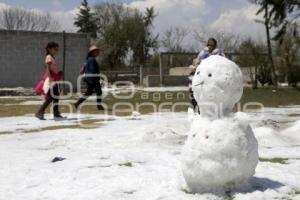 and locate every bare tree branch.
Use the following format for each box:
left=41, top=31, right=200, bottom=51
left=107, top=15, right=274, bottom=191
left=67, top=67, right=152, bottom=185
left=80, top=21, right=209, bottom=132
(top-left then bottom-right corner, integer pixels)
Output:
left=161, top=26, right=190, bottom=52
left=0, top=7, right=61, bottom=32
